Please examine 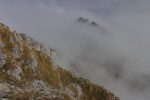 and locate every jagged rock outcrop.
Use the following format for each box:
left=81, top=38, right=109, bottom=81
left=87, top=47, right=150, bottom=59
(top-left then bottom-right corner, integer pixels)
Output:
left=77, top=17, right=98, bottom=26
left=0, top=22, right=119, bottom=100
left=77, top=17, right=108, bottom=34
